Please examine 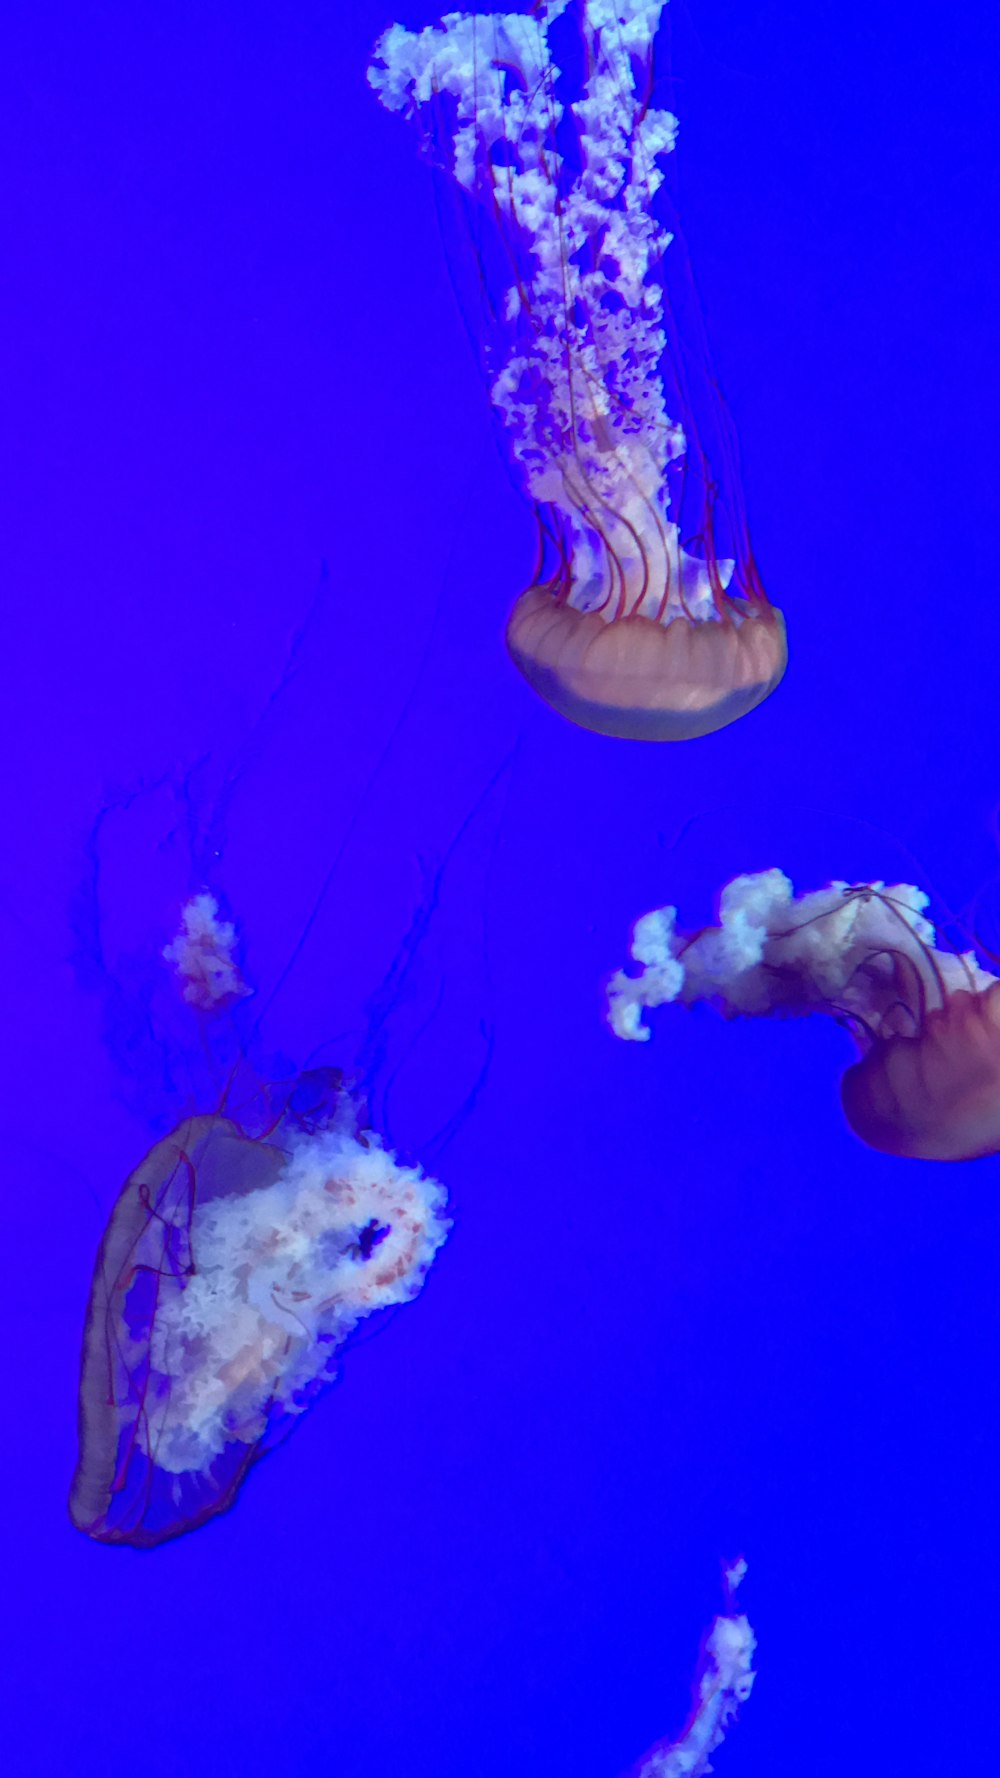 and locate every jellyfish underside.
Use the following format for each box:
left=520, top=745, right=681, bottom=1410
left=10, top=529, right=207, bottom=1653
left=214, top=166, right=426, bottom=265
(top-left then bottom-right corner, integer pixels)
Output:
left=70, top=1066, right=448, bottom=1547
left=506, top=587, right=788, bottom=742
left=841, top=981, right=1000, bottom=1161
